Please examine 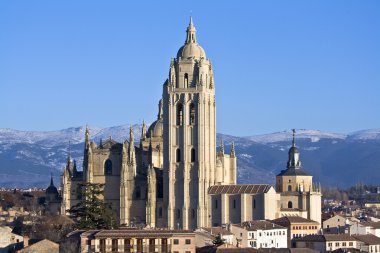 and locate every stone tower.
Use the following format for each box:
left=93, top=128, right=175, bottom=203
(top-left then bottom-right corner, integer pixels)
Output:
left=163, top=17, right=217, bottom=230
left=276, top=129, right=322, bottom=224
